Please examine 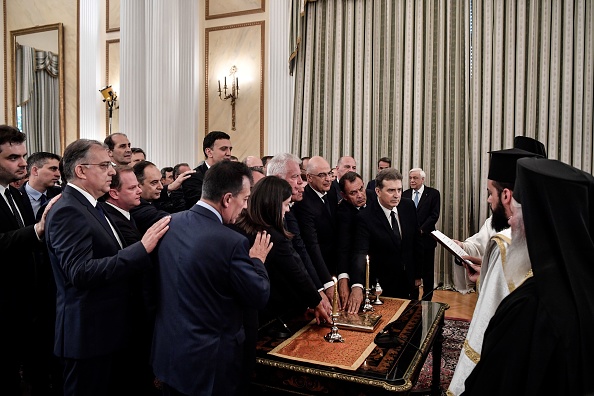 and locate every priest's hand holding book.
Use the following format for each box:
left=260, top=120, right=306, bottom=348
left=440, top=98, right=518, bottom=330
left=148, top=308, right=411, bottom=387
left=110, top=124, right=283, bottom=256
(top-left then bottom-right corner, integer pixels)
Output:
left=461, top=255, right=482, bottom=283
